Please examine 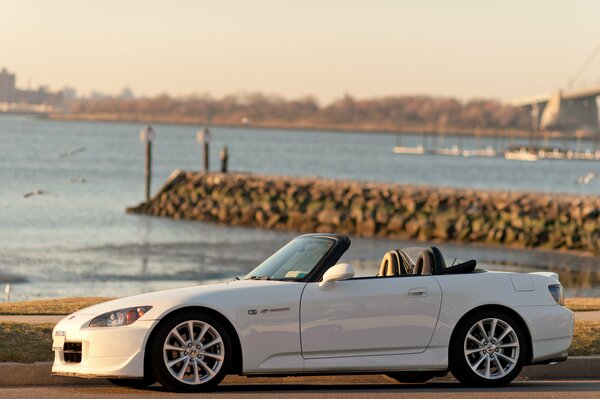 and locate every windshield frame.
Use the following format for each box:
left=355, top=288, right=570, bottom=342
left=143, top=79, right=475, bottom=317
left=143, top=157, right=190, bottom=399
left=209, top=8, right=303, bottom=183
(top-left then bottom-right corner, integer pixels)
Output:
left=244, top=233, right=350, bottom=283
